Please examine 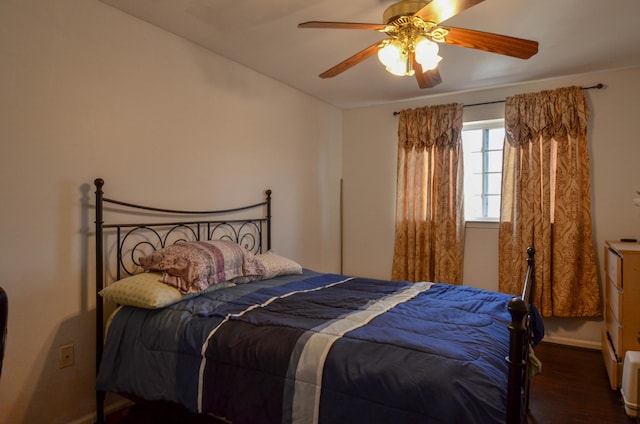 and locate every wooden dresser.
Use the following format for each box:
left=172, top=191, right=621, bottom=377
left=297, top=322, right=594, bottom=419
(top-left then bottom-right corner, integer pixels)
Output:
left=602, top=241, right=640, bottom=390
